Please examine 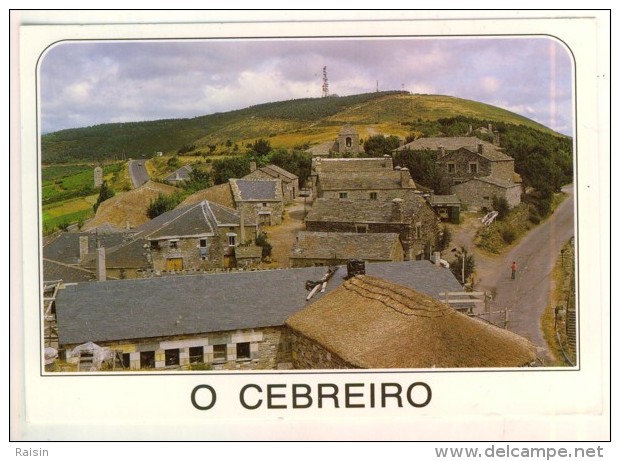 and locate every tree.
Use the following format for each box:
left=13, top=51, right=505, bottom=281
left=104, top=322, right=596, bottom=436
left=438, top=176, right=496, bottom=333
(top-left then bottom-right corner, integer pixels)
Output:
left=146, top=193, right=183, bottom=219
left=363, top=134, right=401, bottom=157
left=183, top=168, right=213, bottom=193
left=491, top=195, right=510, bottom=220
left=268, top=149, right=312, bottom=187
left=93, top=181, right=115, bottom=212
left=250, top=138, right=271, bottom=157
left=435, top=225, right=452, bottom=253
left=450, top=248, right=475, bottom=284
left=212, top=156, right=251, bottom=185
left=255, top=232, right=272, bottom=259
